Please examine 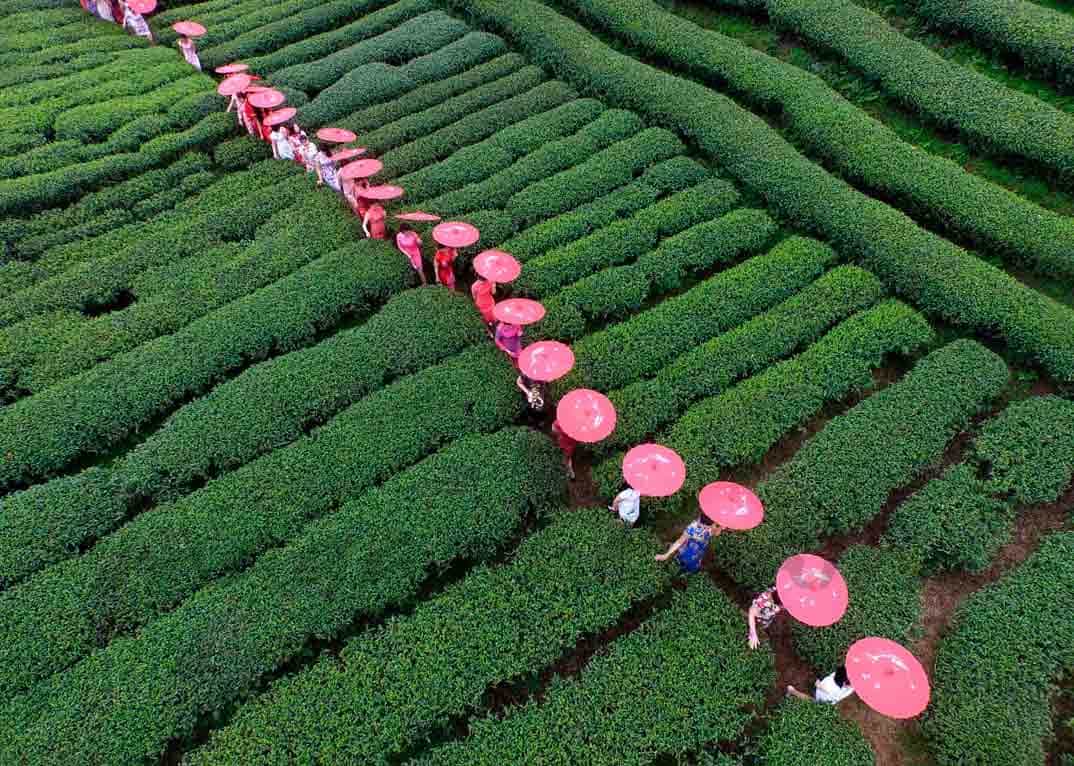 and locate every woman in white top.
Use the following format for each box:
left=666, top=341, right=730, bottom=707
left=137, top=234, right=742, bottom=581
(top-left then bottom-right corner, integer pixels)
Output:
left=609, top=488, right=641, bottom=527
left=270, top=125, right=294, bottom=161
left=787, top=665, right=856, bottom=705
left=120, top=2, right=153, bottom=40
left=177, top=35, right=201, bottom=71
